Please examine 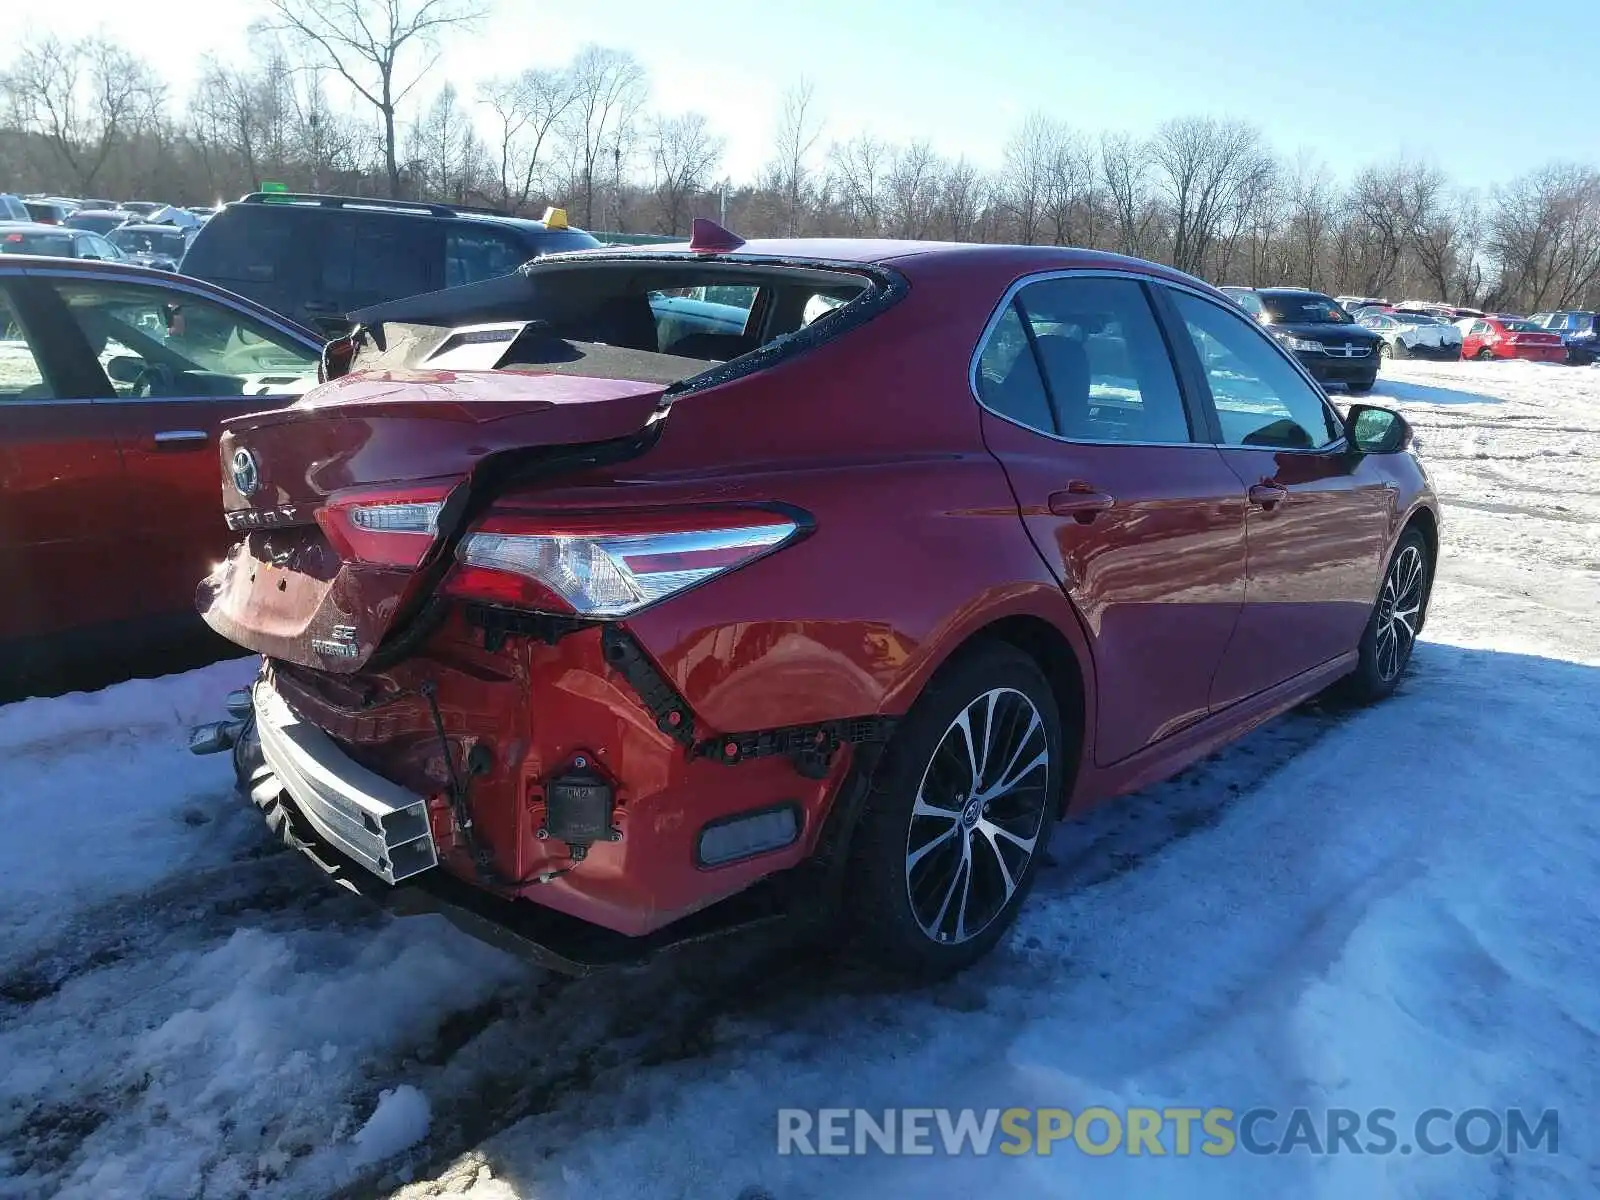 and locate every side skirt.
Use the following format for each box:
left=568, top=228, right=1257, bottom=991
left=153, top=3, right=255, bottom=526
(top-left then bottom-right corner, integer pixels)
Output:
left=1066, top=651, right=1358, bottom=815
